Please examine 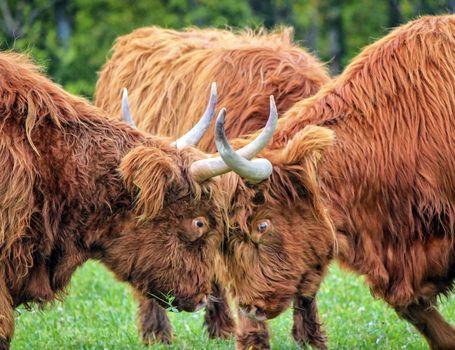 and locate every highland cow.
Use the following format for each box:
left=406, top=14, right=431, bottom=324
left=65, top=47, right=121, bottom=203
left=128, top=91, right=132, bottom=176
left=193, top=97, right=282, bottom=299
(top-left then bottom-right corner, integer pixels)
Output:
left=215, top=15, right=455, bottom=350
left=0, top=52, right=272, bottom=349
left=95, top=26, right=329, bottom=152
left=95, top=27, right=330, bottom=347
